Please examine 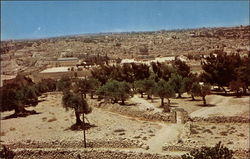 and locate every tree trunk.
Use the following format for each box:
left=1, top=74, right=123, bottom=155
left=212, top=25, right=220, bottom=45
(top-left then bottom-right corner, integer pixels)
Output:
left=236, top=90, right=239, bottom=97
left=202, top=96, right=206, bottom=106
left=167, top=98, right=170, bottom=106
left=121, top=99, right=125, bottom=105
left=147, top=94, right=151, bottom=99
left=243, top=87, right=247, bottom=95
left=161, top=98, right=164, bottom=107
left=140, top=93, right=143, bottom=98
left=97, top=96, right=102, bottom=101
left=82, top=113, right=86, bottom=148
left=75, top=110, right=82, bottom=125
left=113, top=98, right=118, bottom=103
left=177, top=93, right=182, bottom=98
left=90, top=92, right=94, bottom=99
left=221, top=86, right=227, bottom=94
left=14, top=105, right=26, bottom=114
left=151, top=97, right=154, bottom=103
left=84, top=93, right=87, bottom=98
left=191, top=95, right=195, bottom=101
